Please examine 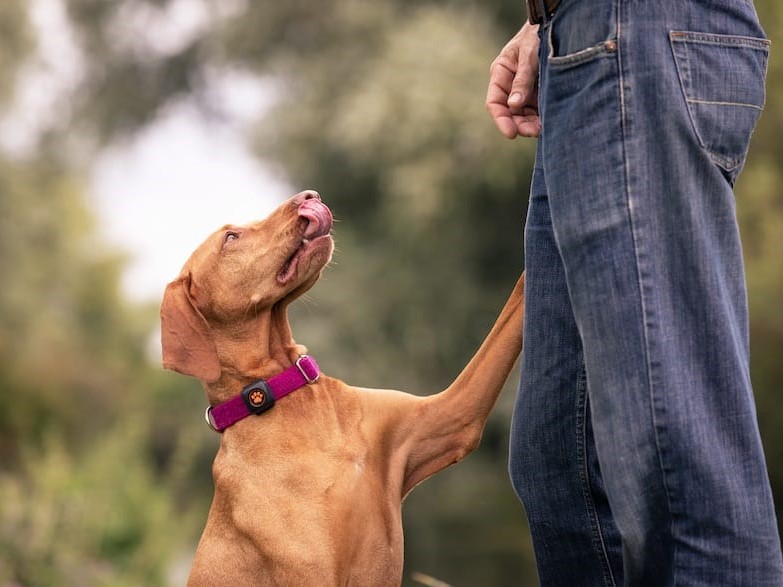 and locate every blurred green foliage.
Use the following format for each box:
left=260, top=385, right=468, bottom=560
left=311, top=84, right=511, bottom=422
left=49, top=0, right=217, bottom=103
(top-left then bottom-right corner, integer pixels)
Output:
left=0, top=0, right=781, bottom=585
